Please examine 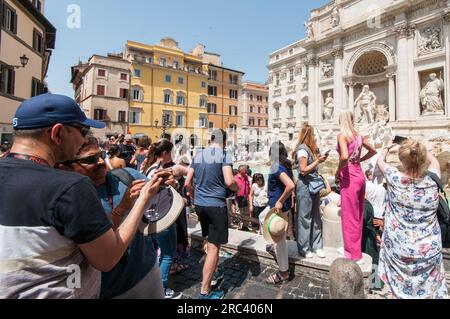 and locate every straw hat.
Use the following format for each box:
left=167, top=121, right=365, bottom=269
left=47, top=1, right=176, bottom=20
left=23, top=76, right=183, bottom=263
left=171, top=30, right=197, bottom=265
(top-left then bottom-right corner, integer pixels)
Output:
left=263, top=208, right=289, bottom=244
left=139, top=186, right=184, bottom=236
